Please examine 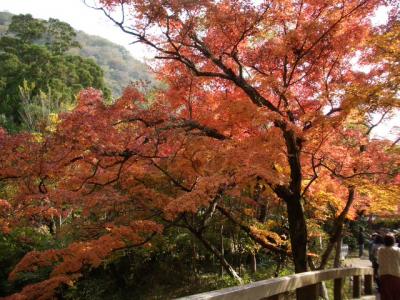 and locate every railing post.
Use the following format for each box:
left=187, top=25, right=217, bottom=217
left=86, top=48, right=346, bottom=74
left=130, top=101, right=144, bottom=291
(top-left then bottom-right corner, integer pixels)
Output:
left=364, top=274, right=373, bottom=295
left=296, top=284, right=318, bottom=300
left=353, top=275, right=361, bottom=298
left=334, top=278, right=343, bottom=300
left=263, top=293, right=285, bottom=300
